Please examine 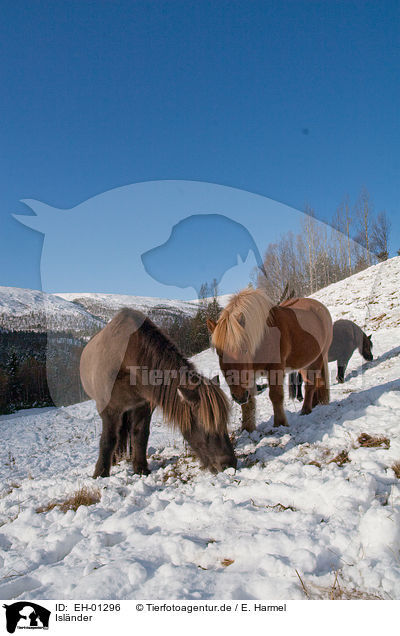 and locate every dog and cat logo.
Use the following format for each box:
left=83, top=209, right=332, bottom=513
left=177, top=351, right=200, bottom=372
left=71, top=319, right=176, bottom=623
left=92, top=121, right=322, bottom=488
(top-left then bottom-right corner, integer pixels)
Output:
left=2, top=602, right=50, bottom=633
